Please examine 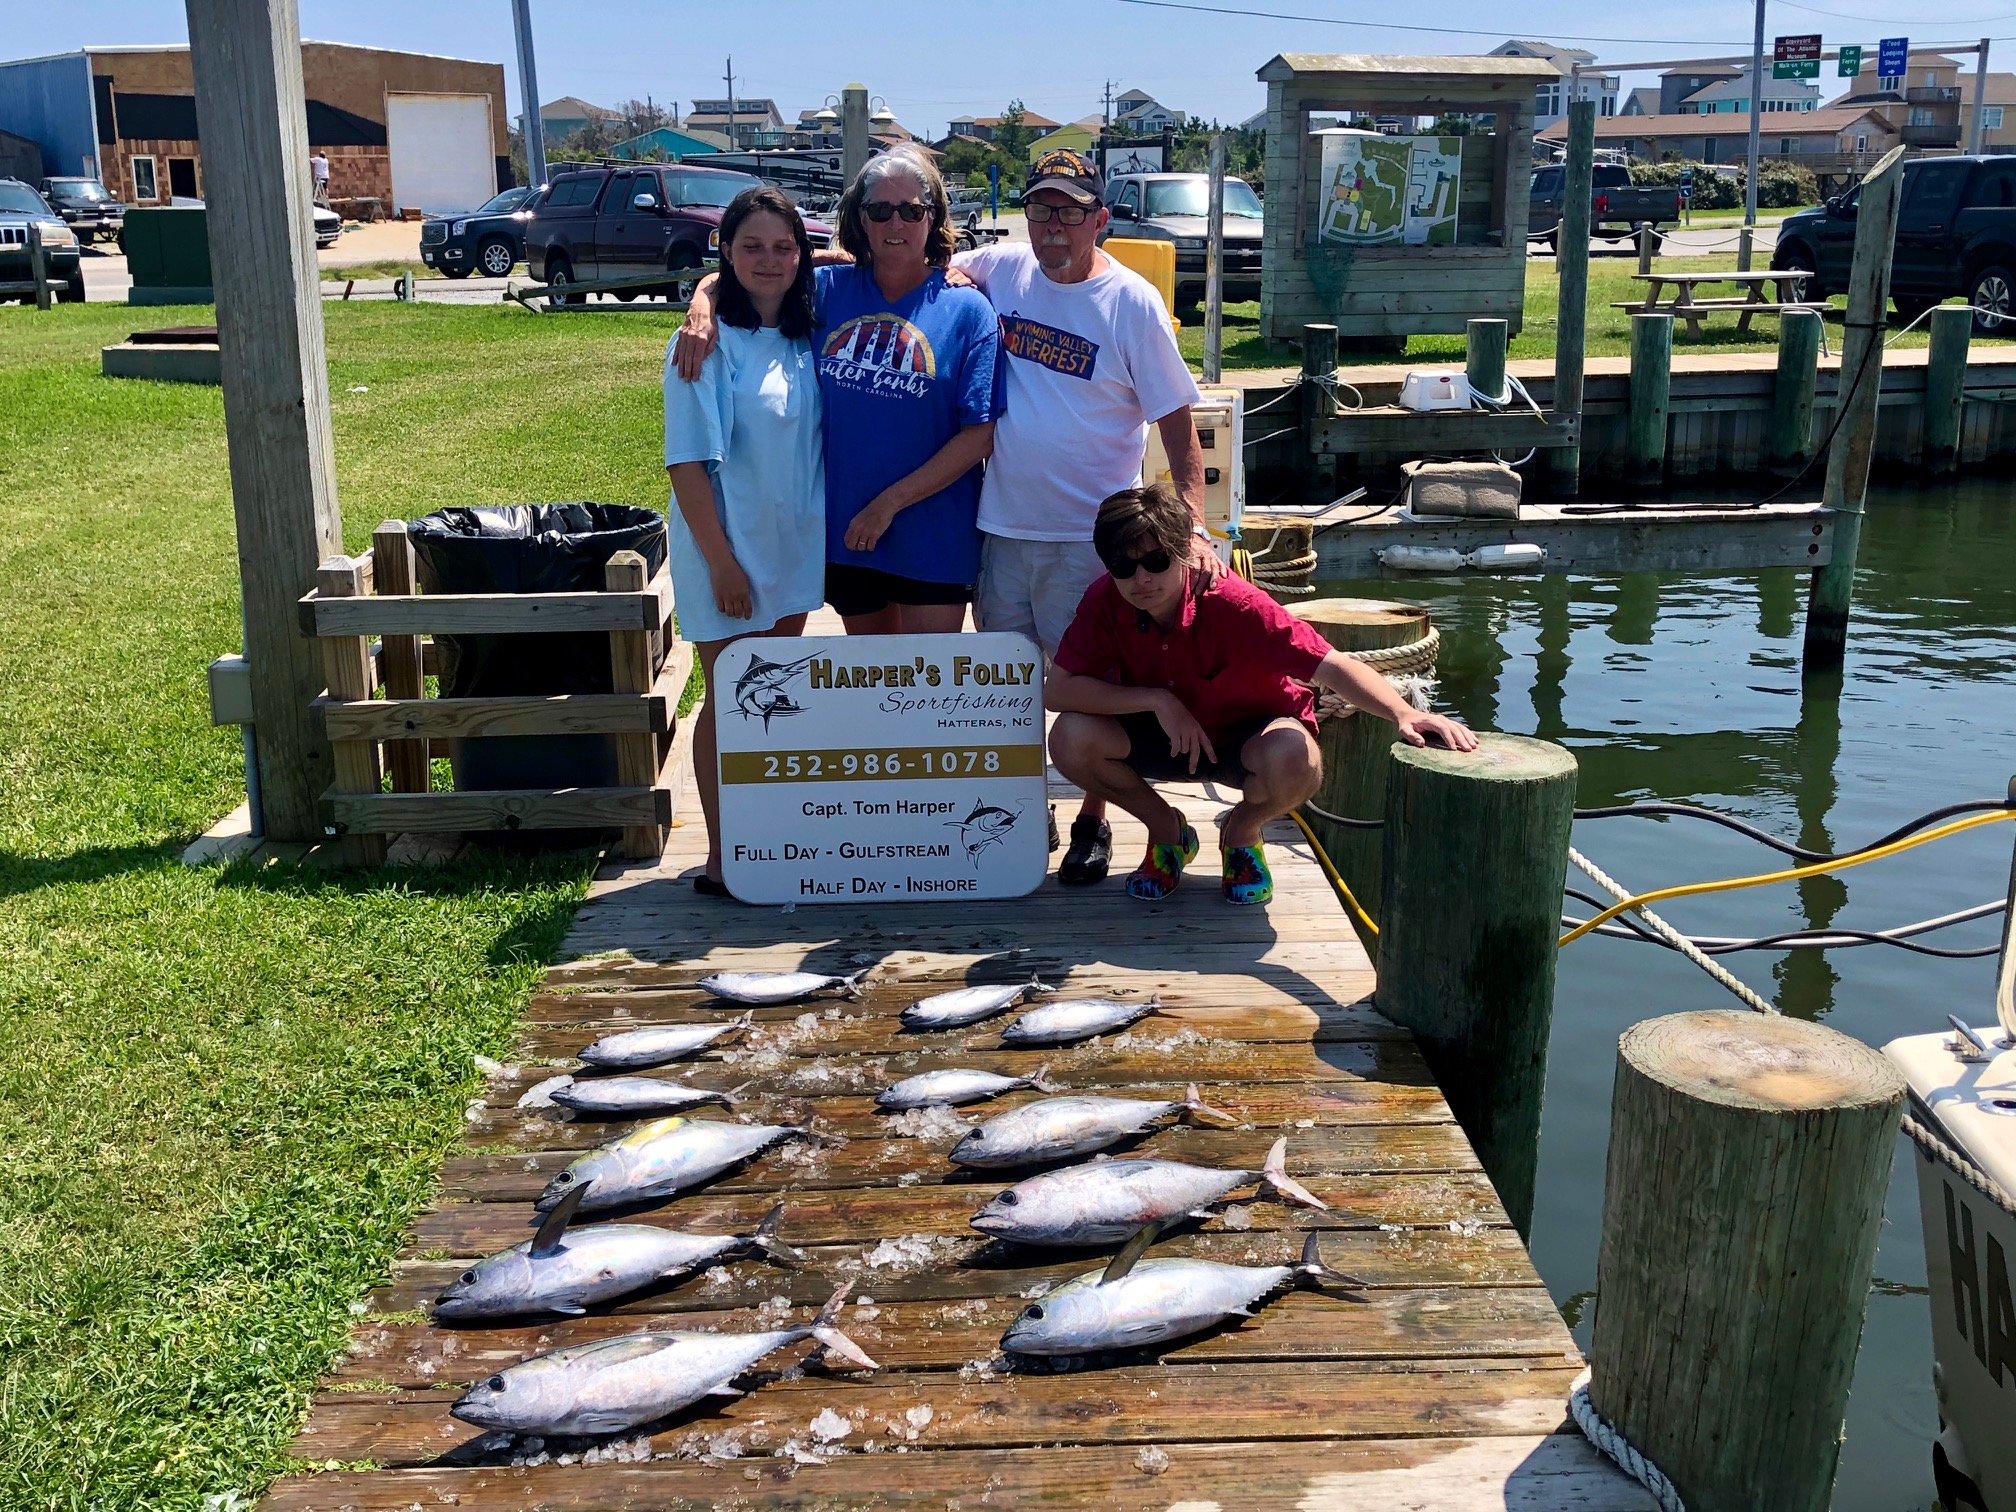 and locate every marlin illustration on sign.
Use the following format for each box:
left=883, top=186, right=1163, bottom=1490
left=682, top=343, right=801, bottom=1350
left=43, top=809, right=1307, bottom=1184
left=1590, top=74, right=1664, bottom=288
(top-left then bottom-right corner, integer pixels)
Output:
left=947, top=800, right=1021, bottom=866
left=732, top=653, right=816, bottom=730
